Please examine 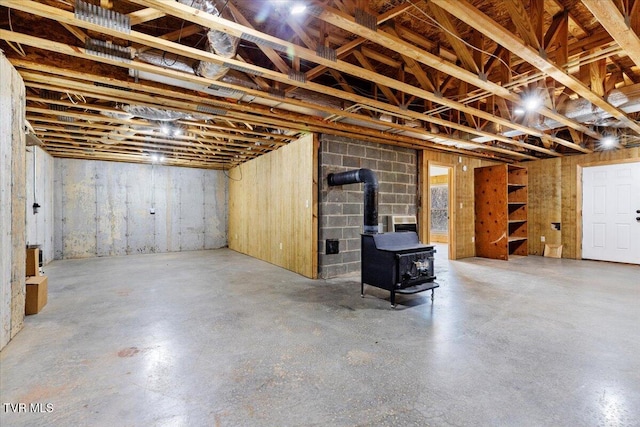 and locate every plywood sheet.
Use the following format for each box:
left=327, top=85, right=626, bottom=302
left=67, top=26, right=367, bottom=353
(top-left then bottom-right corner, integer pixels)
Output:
left=474, top=165, right=509, bottom=260
left=228, top=134, right=318, bottom=278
